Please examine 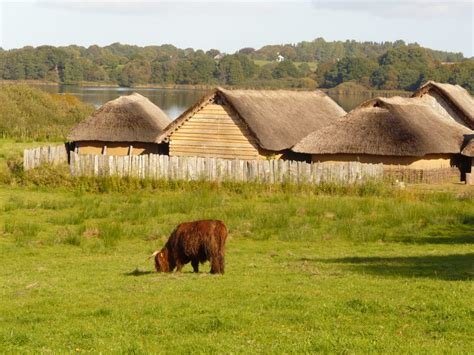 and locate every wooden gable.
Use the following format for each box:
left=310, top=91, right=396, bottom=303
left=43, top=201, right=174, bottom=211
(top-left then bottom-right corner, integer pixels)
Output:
left=169, top=99, right=261, bottom=160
